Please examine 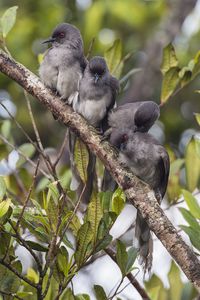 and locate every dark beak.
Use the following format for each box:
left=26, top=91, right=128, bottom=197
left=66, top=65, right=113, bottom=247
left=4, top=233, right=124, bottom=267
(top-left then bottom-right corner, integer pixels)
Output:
left=94, top=73, right=99, bottom=83
left=42, top=37, right=56, bottom=44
